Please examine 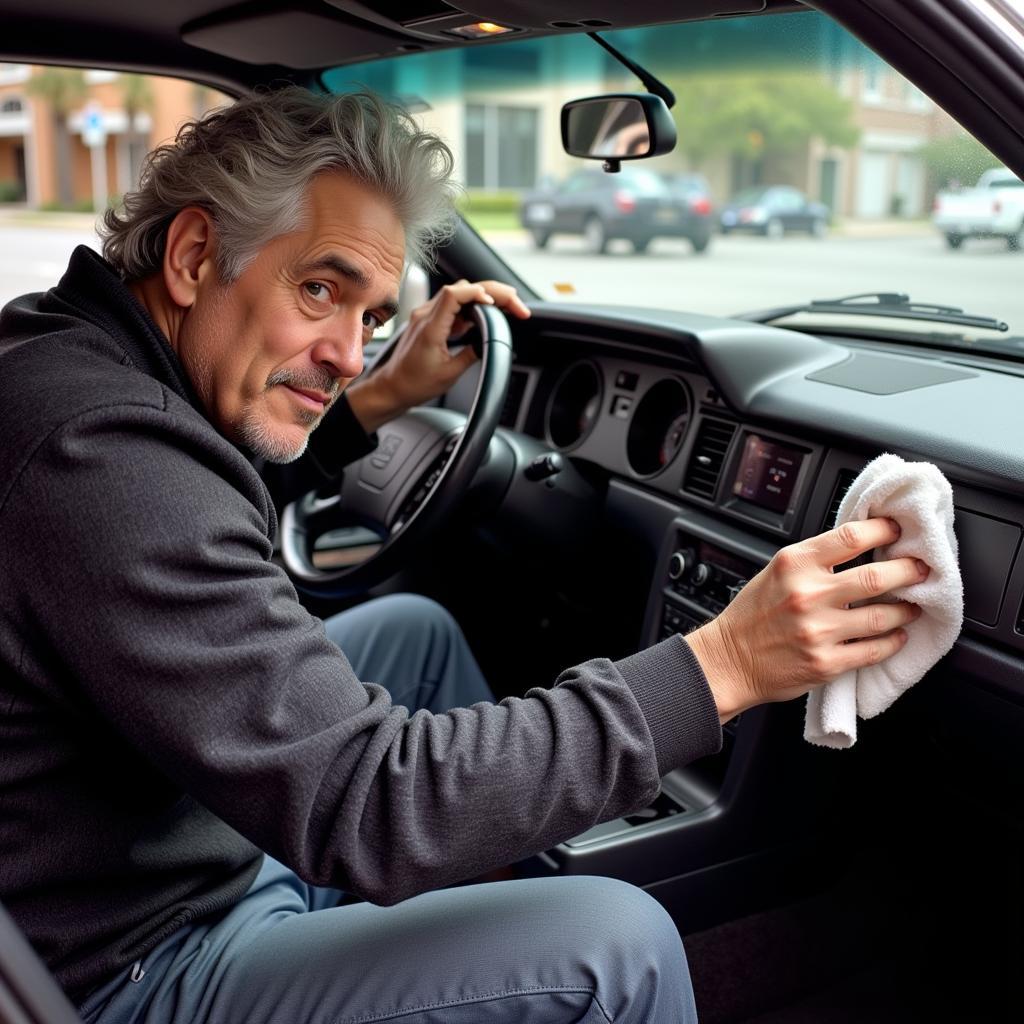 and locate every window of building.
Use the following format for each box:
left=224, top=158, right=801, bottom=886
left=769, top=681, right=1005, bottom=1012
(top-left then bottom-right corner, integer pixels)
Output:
left=464, top=103, right=538, bottom=190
